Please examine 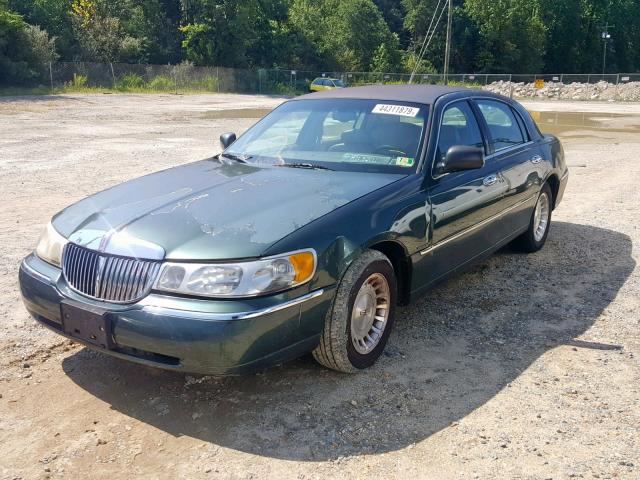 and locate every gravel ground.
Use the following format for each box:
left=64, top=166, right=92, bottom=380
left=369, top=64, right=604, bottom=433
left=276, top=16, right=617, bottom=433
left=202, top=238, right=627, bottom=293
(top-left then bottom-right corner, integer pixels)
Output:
left=0, top=93, right=639, bottom=480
